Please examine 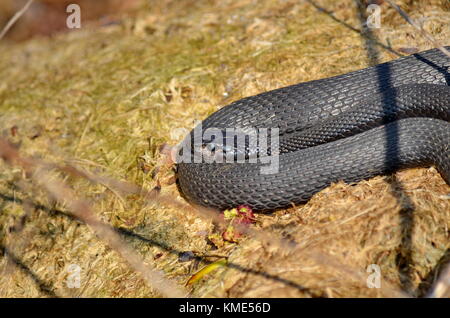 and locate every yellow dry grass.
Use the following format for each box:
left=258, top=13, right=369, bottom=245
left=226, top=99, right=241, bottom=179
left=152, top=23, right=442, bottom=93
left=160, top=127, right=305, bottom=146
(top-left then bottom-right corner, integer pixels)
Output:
left=0, top=0, right=449, bottom=298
